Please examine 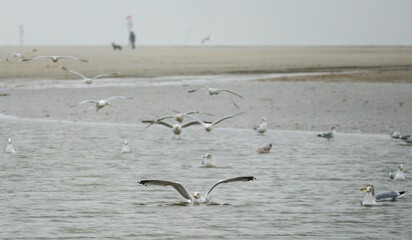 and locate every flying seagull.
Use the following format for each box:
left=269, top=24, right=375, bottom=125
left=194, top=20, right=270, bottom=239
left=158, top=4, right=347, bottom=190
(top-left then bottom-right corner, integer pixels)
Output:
left=5, top=53, right=24, bottom=63
left=121, top=140, right=131, bottom=153
left=4, top=138, right=16, bottom=153
left=186, top=112, right=245, bottom=132
left=253, top=117, right=268, bottom=135
left=201, top=153, right=216, bottom=168
left=22, top=55, right=89, bottom=63
left=317, top=126, right=336, bottom=140
left=201, top=36, right=211, bottom=44
left=138, top=176, right=255, bottom=204
left=143, top=110, right=214, bottom=128
left=72, top=96, right=133, bottom=112
left=142, top=120, right=203, bottom=139
left=60, top=66, right=118, bottom=84
left=389, top=164, right=406, bottom=181
left=360, top=184, right=406, bottom=206
left=183, top=84, right=243, bottom=99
